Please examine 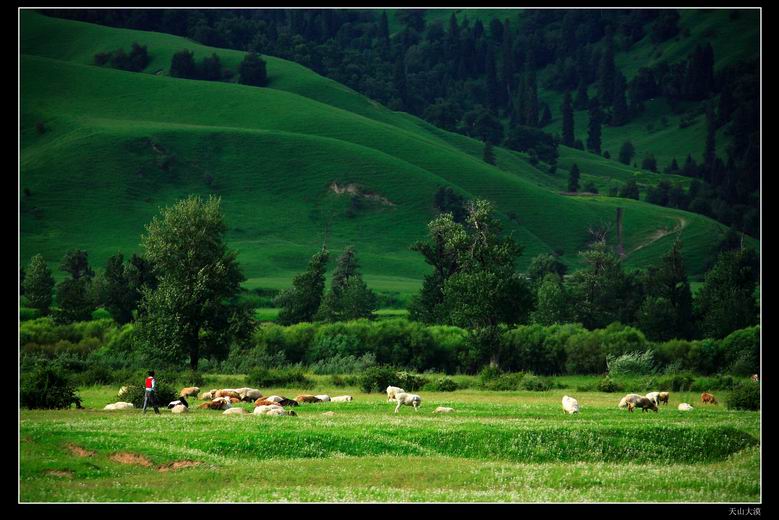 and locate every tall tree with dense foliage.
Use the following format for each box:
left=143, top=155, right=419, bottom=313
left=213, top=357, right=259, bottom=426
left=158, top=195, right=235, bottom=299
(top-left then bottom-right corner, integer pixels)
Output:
left=482, top=140, right=496, bottom=165
left=568, top=163, right=581, bottom=192
left=618, top=140, right=635, bottom=165
left=275, top=247, right=330, bottom=325
left=317, top=246, right=377, bottom=322
left=238, top=52, right=268, bottom=86
left=531, top=273, right=572, bottom=325
left=23, top=254, right=55, bottom=316
left=135, top=195, right=251, bottom=370
left=695, top=247, right=759, bottom=339
left=527, top=253, right=568, bottom=286
left=103, top=253, right=135, bottom=324
left=586, top=99, right=603, bottom=154
left=54, top=250, right=96, bottom=324
left=170, top=49, right=196, bottom=78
